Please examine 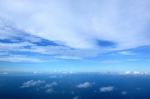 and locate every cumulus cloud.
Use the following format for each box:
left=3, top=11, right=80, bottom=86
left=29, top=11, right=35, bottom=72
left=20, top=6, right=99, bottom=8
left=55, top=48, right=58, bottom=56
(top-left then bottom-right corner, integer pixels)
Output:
left=136, top=88, right=141, bottom=91
left=76, top=82, right=92, bottom=88
left=46, top=88, right=55, bottom=94
left=44, top=81, right=58, bottom=88
left=73, top=96, right=79, bottom=99
left=42, top=81, right=58, bottom=94
left=20, top=80, right=58, bottom=94
left=121, top=91, right=127, bottom=95
left=20, top=80, right=45, bottom=88
left=99, top=86, right=114, bottom=92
